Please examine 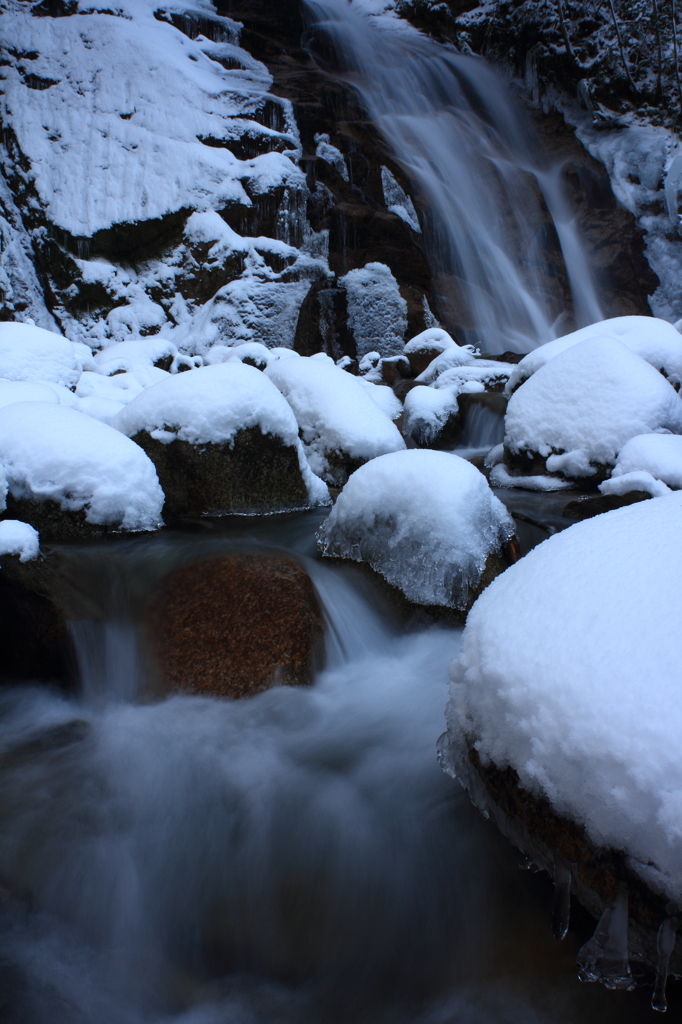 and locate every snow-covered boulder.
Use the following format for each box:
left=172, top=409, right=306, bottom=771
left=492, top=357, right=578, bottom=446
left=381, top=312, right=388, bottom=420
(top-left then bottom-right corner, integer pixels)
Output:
left=599, top=432, right=682, bottom=498
left=502, top=338, right=682, bottom=483
left=403, top=327, right=459, bottom=376
left=414, top=345, right=477, bottom=384
left=75, top=366, right=172, bottom=423
left=0, top=380, right=60, bottom=411
left=113, top=361, right=329, bottom=518
left=0, top=520, right=39, bottom=563
left=265, top=356, right=405, bottom=486
left=442, top=494, right=682, bottom=974
left=317, top=450, right=516, bottom=611
left=507, top=315, right=682, bottom=393
left=204, top=342, right=272, bottom=370
left=0, top=403, right=164, bottom=538
left=93, top=339, right=199, bottom=376
left=0, top=323, right=81, bottom=387
left=403, top=386, right=460, bottom=447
